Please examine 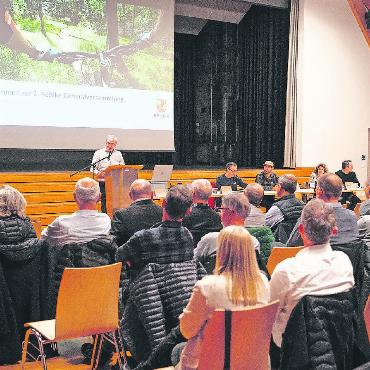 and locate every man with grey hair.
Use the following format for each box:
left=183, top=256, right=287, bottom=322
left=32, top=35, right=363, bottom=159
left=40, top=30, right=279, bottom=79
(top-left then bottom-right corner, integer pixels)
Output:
left=287, top=173, right=358, bottom=247
left=265, top=174, right=304, bottom=243
left=41, top=177, right=111, bottom=247
left=194, top=192, right=260, bottom=272
left=183, top=179, right=222, bottom=246
left=270, top=199, right=354, bottom=347
left=244, top=183, right=266, bottom=227
left=110, top=179, right=162, bottom=245
left=359, top=178, right=370, bottom=216
left=91, top=135, right=125, bottom=213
